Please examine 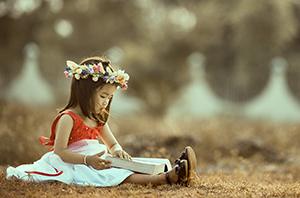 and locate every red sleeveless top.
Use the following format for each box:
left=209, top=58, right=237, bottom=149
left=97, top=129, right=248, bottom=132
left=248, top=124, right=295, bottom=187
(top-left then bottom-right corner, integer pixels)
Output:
left=39, top=110, right=104, bottom=149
